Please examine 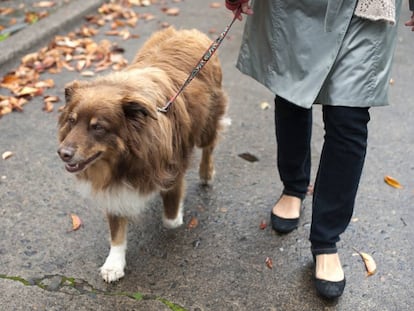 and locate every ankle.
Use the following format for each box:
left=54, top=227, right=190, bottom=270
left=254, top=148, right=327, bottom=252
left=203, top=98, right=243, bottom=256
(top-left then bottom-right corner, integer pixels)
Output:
left=315, top=253, right=344, bottom=282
